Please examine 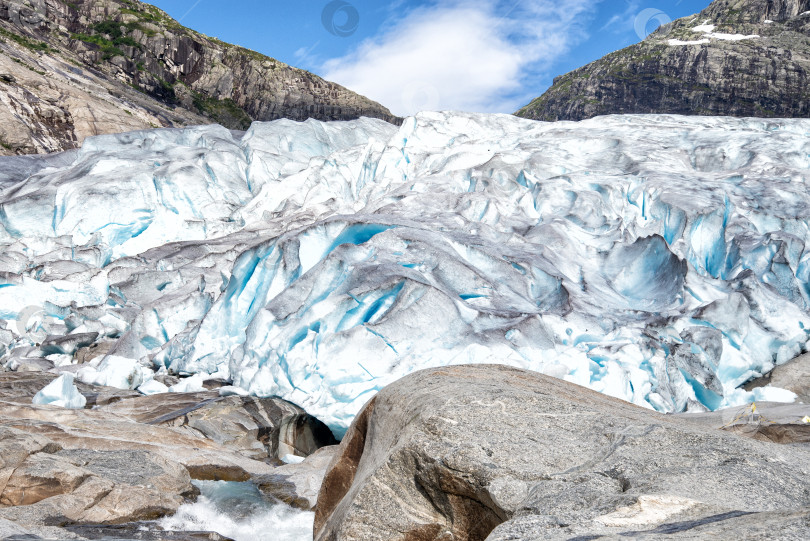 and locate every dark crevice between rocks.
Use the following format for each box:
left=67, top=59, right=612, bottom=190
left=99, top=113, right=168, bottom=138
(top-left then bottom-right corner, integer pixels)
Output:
left=314, top=395, right=377, bottom=534
left=620, top=510, right=756, bottom=536
left=410, top=453, right=506, bottom=541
